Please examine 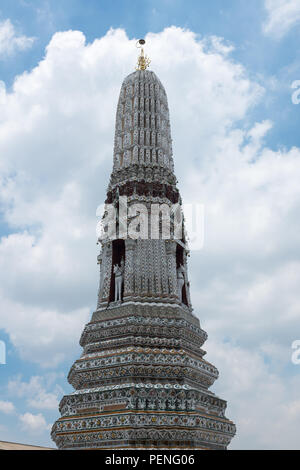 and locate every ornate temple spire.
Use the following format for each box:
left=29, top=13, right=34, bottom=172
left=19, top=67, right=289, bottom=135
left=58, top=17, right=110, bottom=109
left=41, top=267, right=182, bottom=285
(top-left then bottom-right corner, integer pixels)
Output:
left=51, top=43, right=236, bottom=450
